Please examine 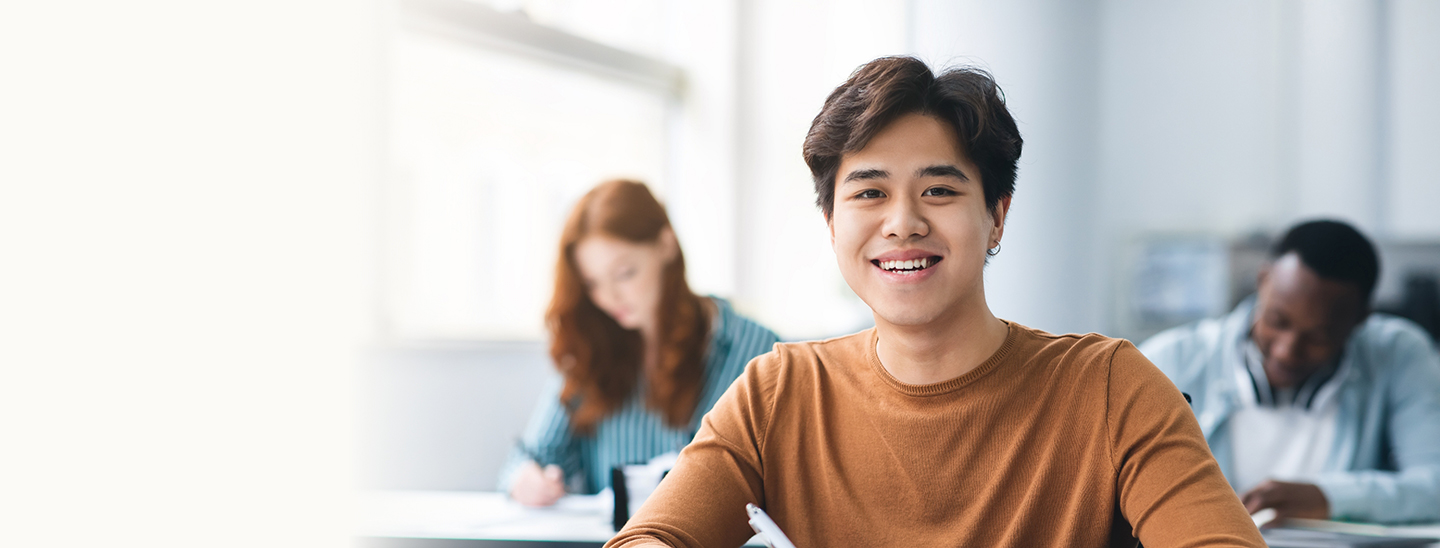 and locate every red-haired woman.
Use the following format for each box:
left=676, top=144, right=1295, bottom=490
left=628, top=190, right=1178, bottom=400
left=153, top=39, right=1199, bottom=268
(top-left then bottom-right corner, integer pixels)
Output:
left=499, top=179, right=779, bottom=506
